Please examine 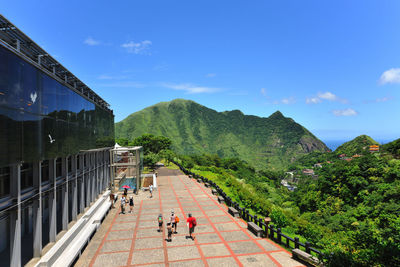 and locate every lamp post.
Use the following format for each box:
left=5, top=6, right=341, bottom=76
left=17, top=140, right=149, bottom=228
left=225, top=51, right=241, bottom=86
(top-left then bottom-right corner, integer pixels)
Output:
left=264, top=217, right=271, bottom=238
